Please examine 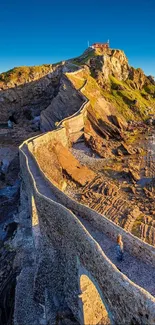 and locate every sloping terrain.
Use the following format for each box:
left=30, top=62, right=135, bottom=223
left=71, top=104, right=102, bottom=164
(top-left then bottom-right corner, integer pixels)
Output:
left=0, top=47, right=155, bottom=245
left=60, top=48, right=155, bottom=245
left=0, top=46, right=155, bottom=324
